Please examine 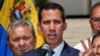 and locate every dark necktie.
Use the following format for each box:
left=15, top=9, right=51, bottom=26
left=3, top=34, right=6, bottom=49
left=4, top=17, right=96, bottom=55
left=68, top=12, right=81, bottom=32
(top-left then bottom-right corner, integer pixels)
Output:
left=48, top=50, right=55, bottom=56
